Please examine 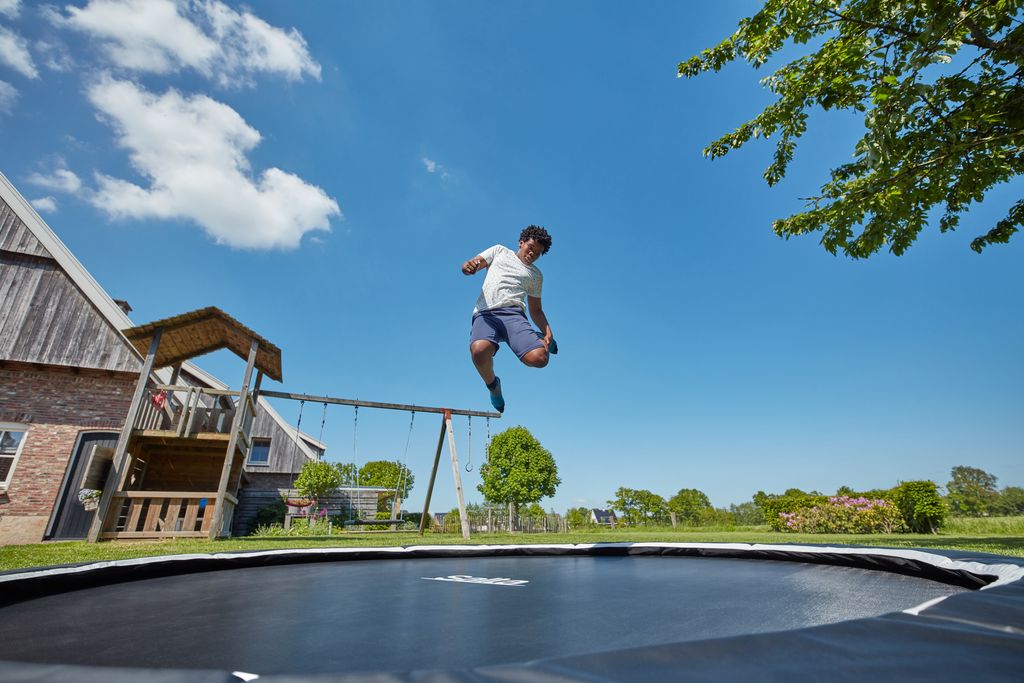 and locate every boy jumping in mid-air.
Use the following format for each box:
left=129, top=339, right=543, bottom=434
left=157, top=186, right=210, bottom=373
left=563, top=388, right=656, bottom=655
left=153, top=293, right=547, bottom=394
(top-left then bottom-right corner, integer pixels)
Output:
left=461, top=225, right=557, bottom=413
